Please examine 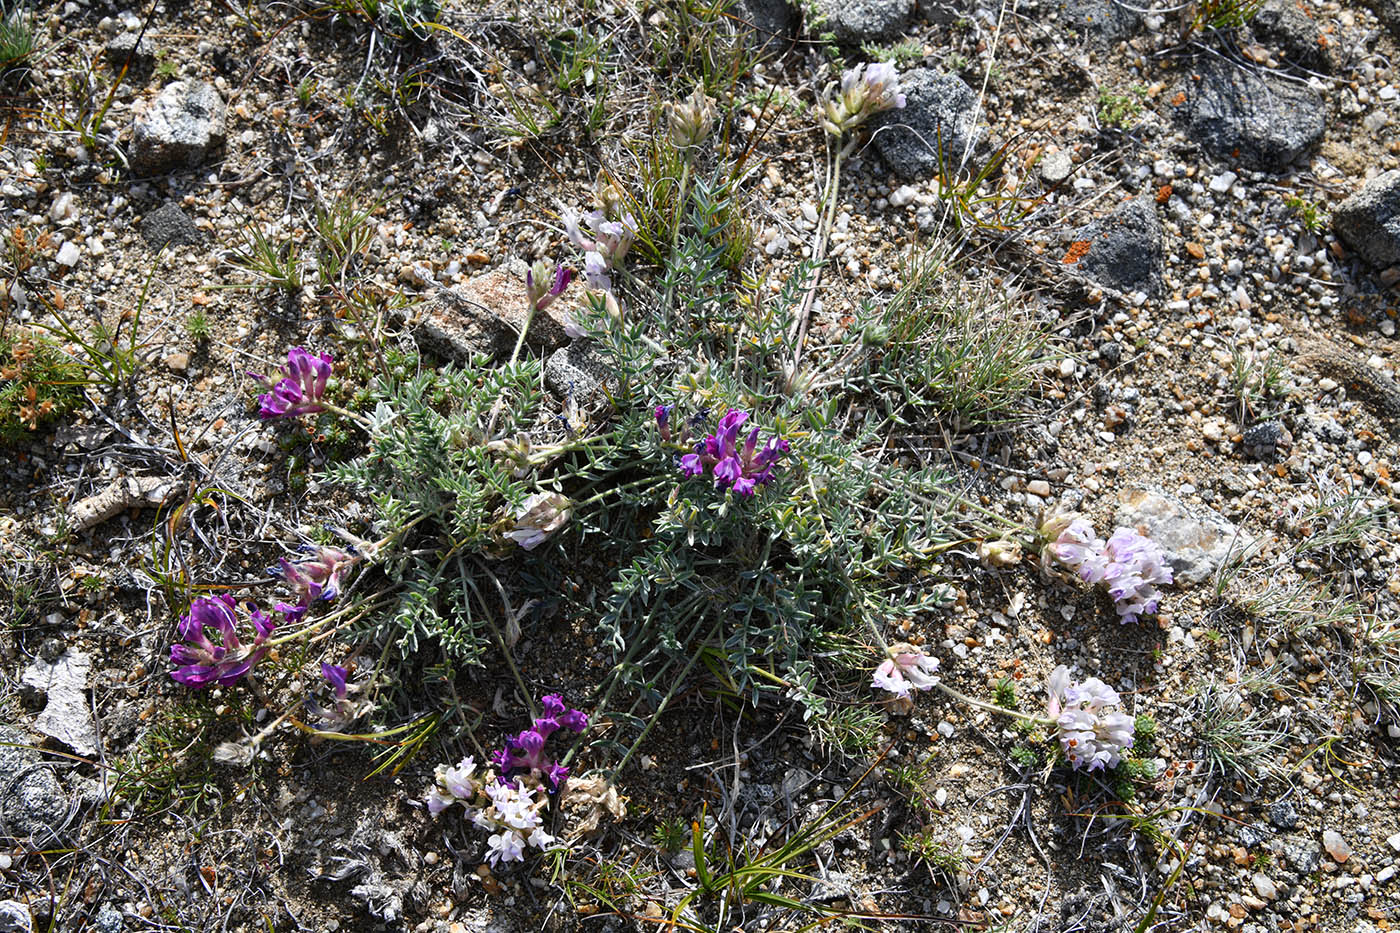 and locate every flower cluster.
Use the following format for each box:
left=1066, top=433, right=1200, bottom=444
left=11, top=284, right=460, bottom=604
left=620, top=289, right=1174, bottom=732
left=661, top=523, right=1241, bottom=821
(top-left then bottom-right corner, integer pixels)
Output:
left=1042, top=516, right=1173, bottom=624
left=658, top=407, right=789, bottom=498
left=255, top=347, right=333, bottom=420
left=1046, top=666, right=1135, bottom=772
left=170, top=595, right=280, bottom=688
left=492, top=694, right=588, bottom=791
left=426, top=757, right=554, bottom=866
left=819, top=62, right=906, bottom=137
left=871, top=643, right=940, bottom=698
left=525, top=260, right=573, bottom=312
left=564, top=209, right=637, bottom=294
left=662, top=85, right=716, bottom=150
left=270, top=543, right=361, bottom=612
